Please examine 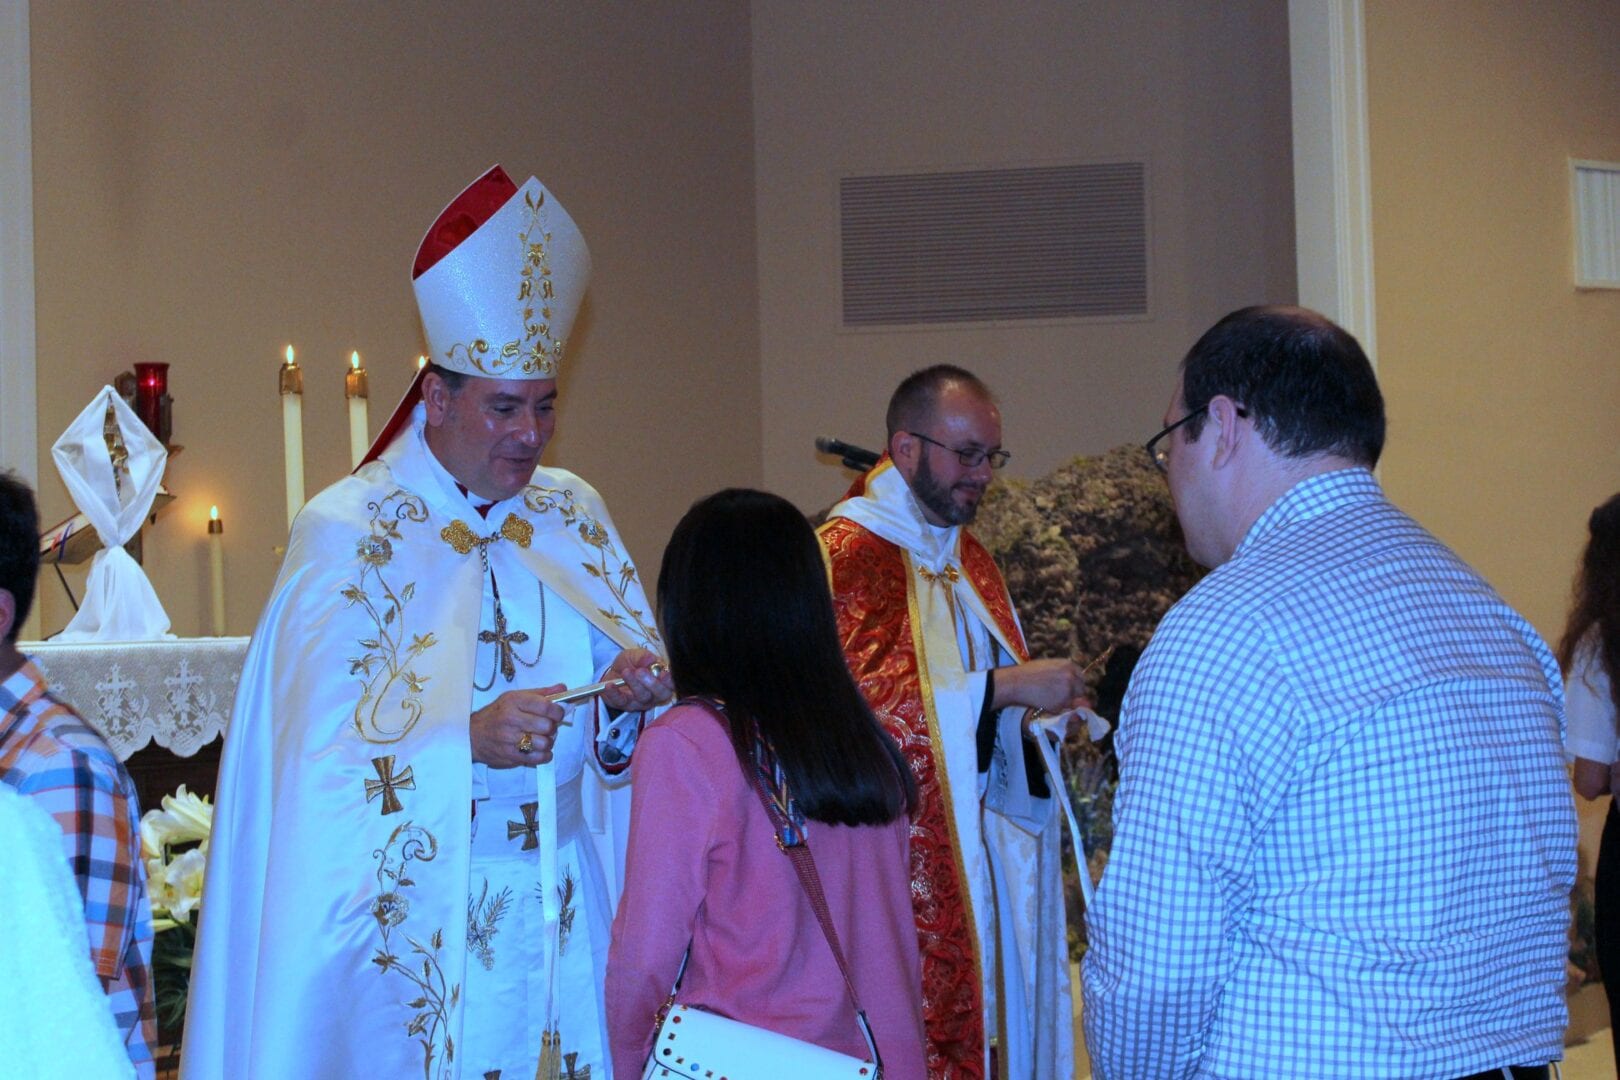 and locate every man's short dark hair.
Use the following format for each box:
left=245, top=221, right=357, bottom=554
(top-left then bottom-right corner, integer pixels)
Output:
left=424, top=361, right=469, bottom=394
left=0, top=471, right=40, bottom=643
left=885, top=364, right=994, bottom=438
left=1180, top=305, right=1385, bottom=467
